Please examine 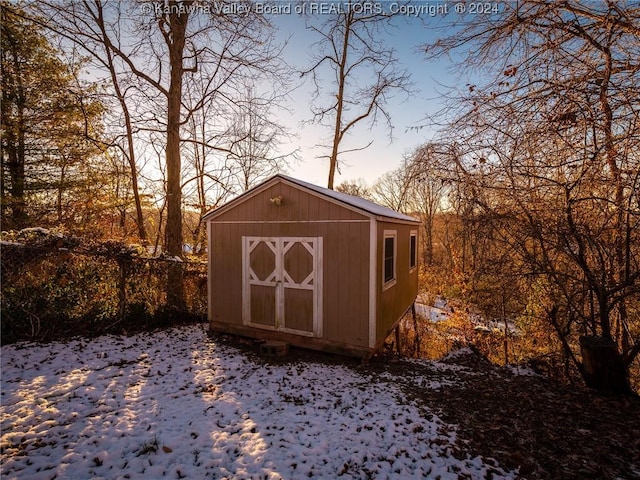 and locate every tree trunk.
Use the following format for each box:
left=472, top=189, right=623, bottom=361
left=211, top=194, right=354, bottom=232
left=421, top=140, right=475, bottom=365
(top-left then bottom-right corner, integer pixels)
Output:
left=3, top=126, right=27, bottom=228
left=327, top=14, right=351, bottom=190
left=412, top=303, right=420, bottom=356
left=1, top=32, right=28, bottom=229
left=94, top=4, right=147, bottom=243
left=118, top=97, right=146, bottom=242
left=57, top=163, right=66, bottom=223
left=163, top=7, right=189, bottom=310
left=579, top=336, right=631, bottom=395
left=423, top=218, right=433, bottom=266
